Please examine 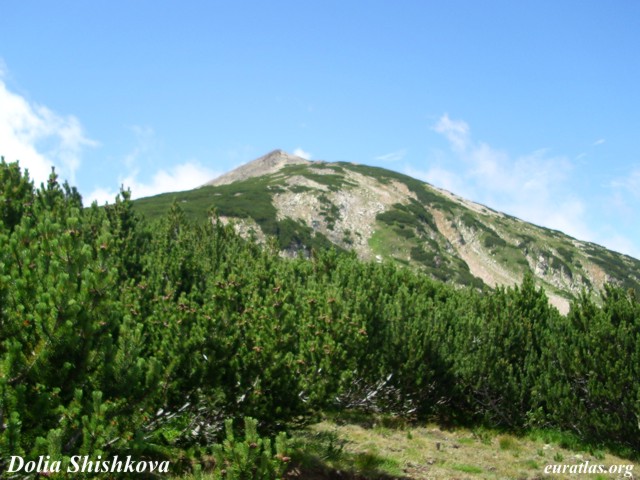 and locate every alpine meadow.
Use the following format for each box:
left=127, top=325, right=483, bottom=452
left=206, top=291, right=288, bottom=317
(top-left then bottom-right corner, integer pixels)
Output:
left=1, top=154, right=639, bottom=478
